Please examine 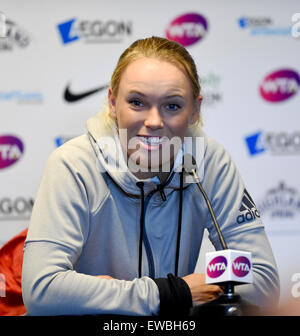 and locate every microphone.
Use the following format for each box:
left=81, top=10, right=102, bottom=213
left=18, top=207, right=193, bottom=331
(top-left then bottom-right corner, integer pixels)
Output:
left=182, top=154, right=227, bottom=250
left=183, top=154, right=257, bottom=316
